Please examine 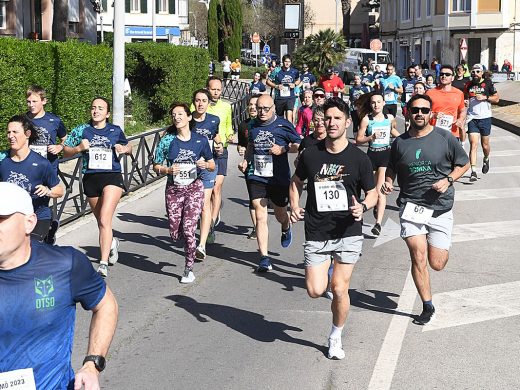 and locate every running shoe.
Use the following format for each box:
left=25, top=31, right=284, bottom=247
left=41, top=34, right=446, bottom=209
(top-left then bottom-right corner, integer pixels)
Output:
left=180, top=268, right=196, bottom=284
left=207, top=225, right=216, bottom=244
left=371, top=223, right=382, bottom=236
left=373, top=206, right=378, bottom=219
left=214, top=209, right=221, bottom=227
left=195, top=245, right=206, bottom=261
left=247, top=228, right=257, bottom=240
left=482, top=158, right=490, bottom=174
left=108, top=238, right=120, bottom=265
left=44, top=219, right=60, bottom=245
left=325, top=288, right=333, bottom=300
left=280, top=226, right=293, bottom=248
left=256, top=256, right=272, bottom=273
left=413, top=304, right=435, bottom=325
left=97, top=262, right=109, bottom=278
left=470, top=171, right=478, bottom=182
left=327, top=337, right=345, bottom=360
